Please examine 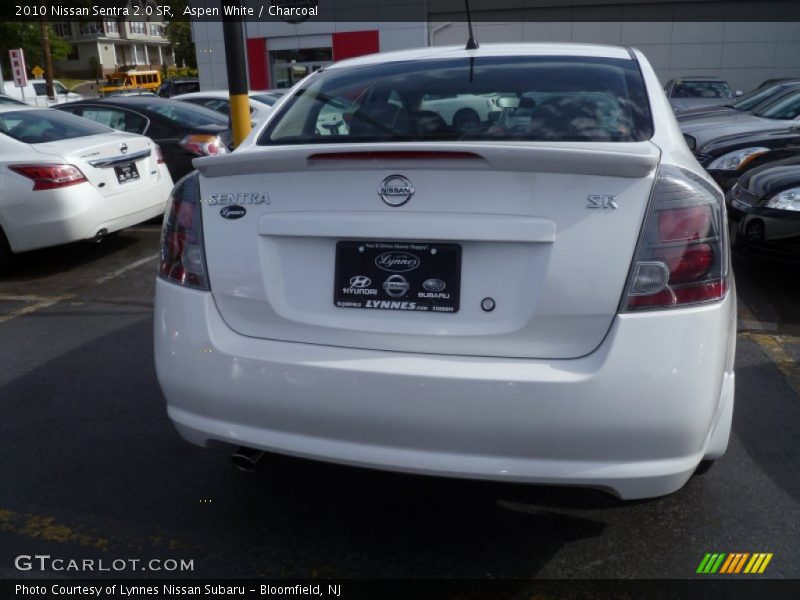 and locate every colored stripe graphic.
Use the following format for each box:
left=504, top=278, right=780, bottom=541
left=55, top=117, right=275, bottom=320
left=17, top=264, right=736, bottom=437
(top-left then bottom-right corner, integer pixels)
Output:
left=700, top=553, right=773, bottom=574
left=744, top=553, right=774, bottom=574
left=720, top=553, right=750, bottom=573
left=697, top=553, right=727, bottom=574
